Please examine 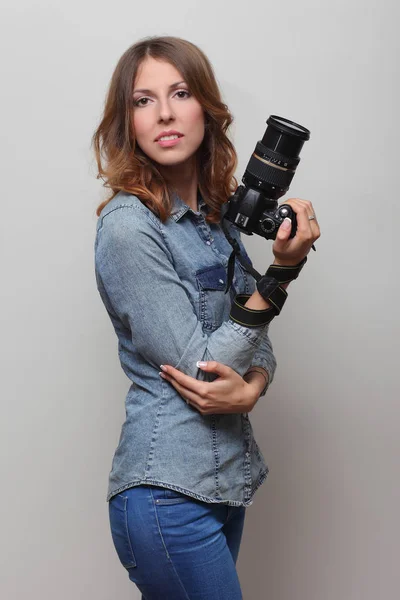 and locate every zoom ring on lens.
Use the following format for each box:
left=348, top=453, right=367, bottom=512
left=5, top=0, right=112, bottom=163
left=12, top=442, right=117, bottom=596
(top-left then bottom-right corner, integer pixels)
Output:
left=246, top=154, right=295, bottom=188
left=255, top=143, right=300, bottom=168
